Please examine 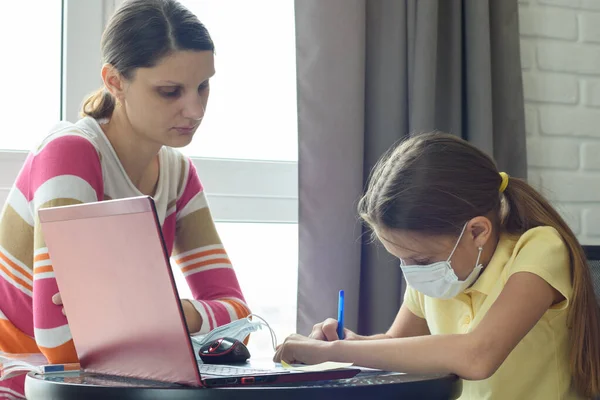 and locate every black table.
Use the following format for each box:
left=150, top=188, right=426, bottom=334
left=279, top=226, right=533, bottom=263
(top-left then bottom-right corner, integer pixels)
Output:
left=25, top=369, right=462, bottom=399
